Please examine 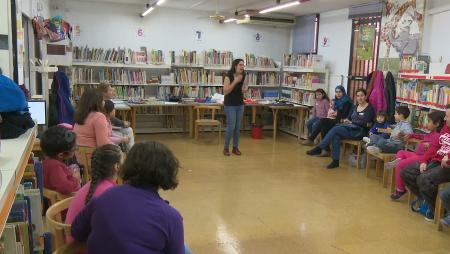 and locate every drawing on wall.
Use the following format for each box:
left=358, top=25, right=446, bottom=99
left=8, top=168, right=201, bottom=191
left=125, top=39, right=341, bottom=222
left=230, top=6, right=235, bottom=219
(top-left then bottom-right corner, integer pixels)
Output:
left=137, top=28, right=145, bottom=37
left=321, top=36, right=329, bottom=47
left=255, top=33, right=262, bottom=43
left=356, top=27, right=375, bottom=60
left=195, top=30, right=202, bottom=41
left=380, top=0, right=425, bottom=58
